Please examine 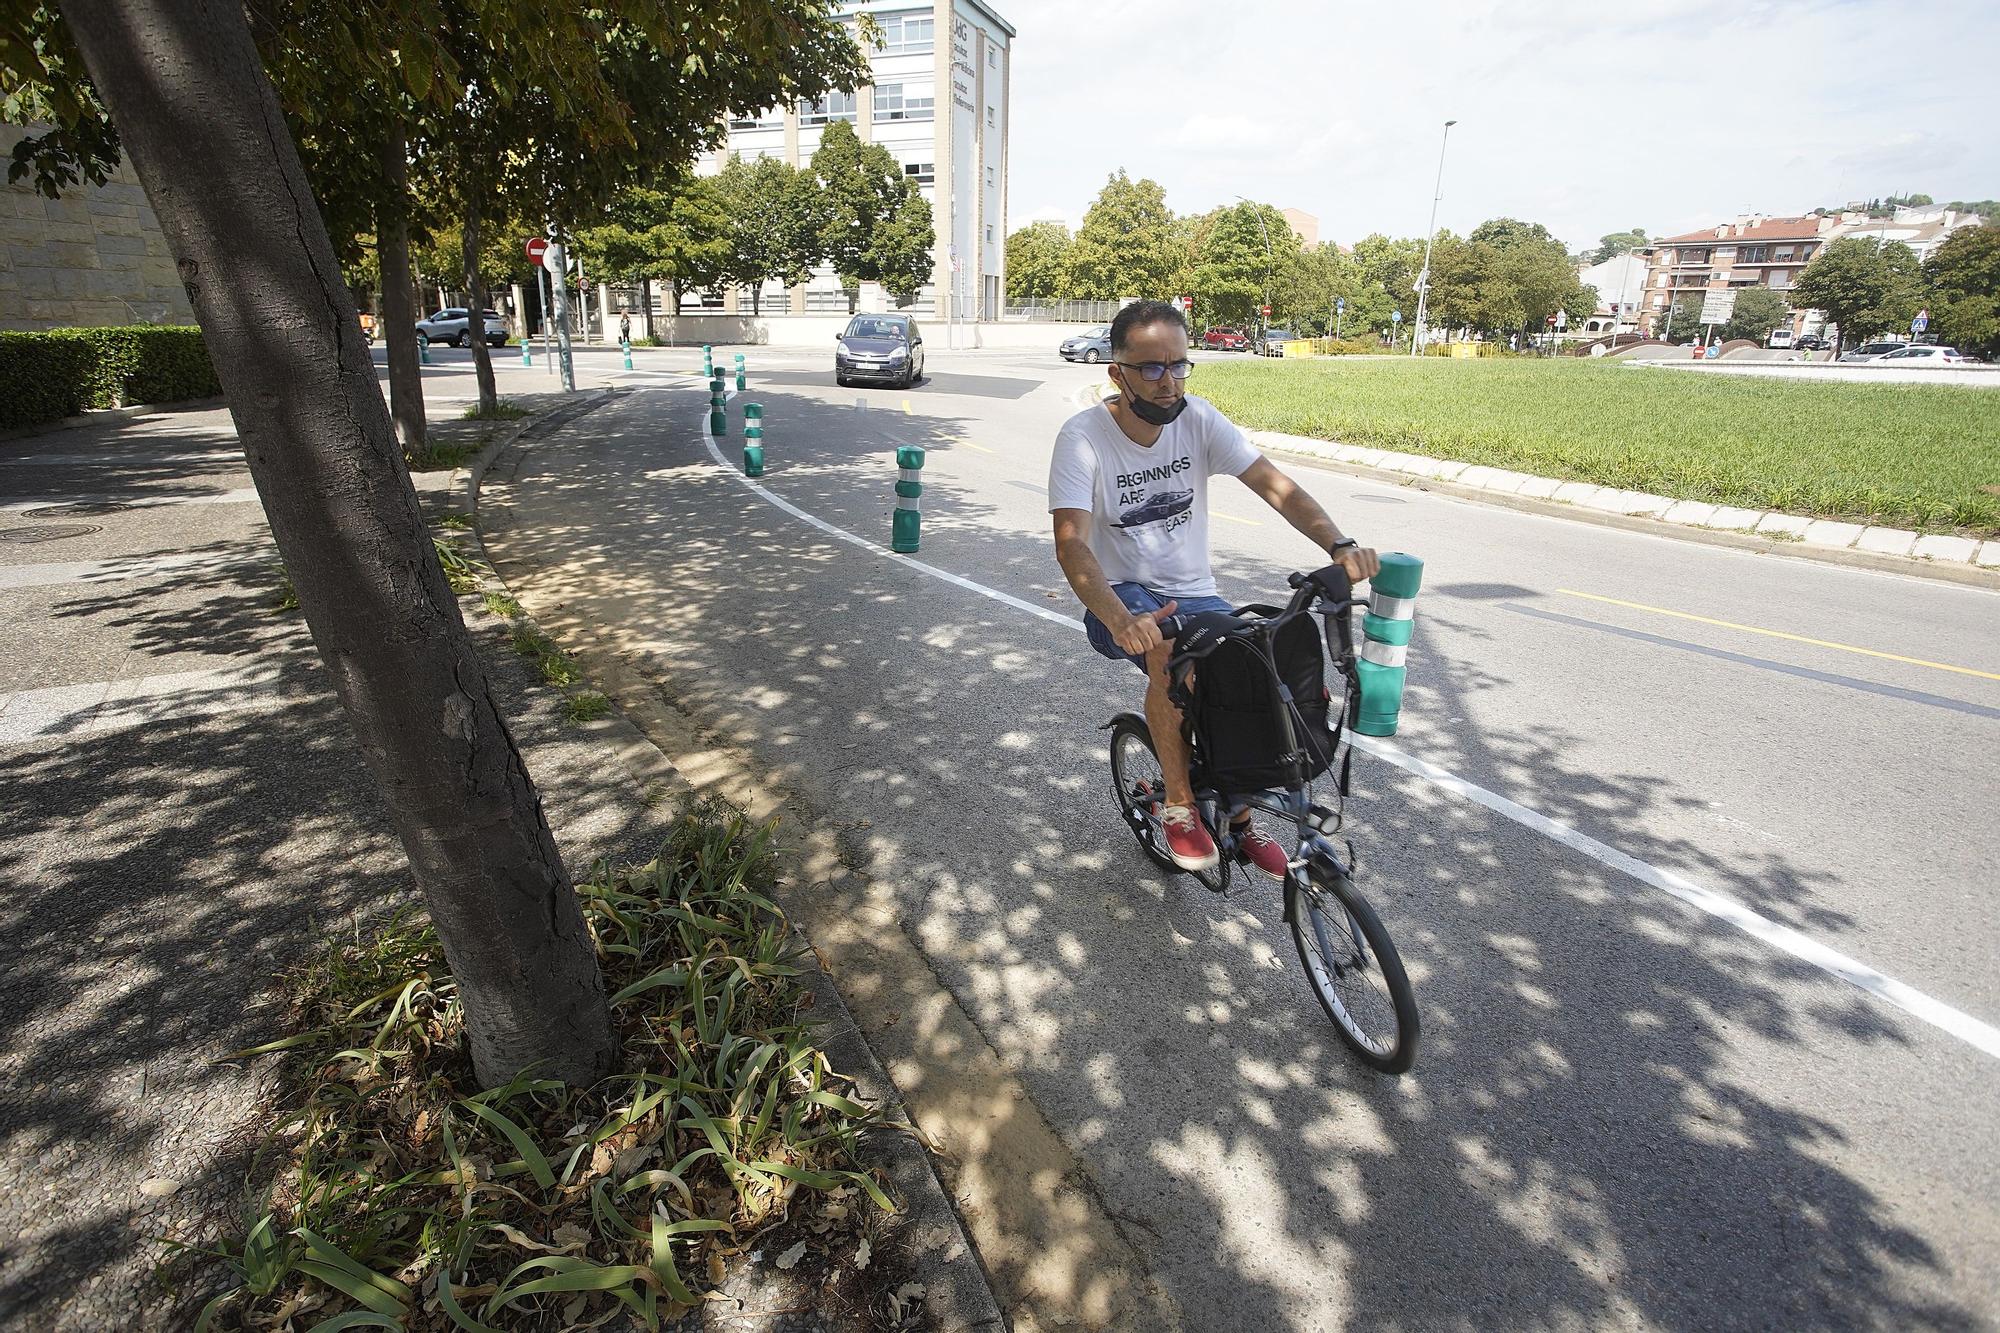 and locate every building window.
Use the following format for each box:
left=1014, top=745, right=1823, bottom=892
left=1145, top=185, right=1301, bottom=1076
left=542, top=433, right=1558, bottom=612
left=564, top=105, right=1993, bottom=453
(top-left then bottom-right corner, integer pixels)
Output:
left=728, top=107, right=783, bottom=131
left=985, top=225, right=994, bottom=244
left=876, top=13, right=935, bottom=54
left=989, top=48, right=998, bottom=66
left=873, top=83, right=934, bottom=122
left=904, top=161, right=935, bottom=186
left=1739, top=245, right=1768, bottom=263
left=798, top=91, right=857, bottom=126
left=986, top=106, right=995, bottom=128
left=985, top=166, right=995, bottom=188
